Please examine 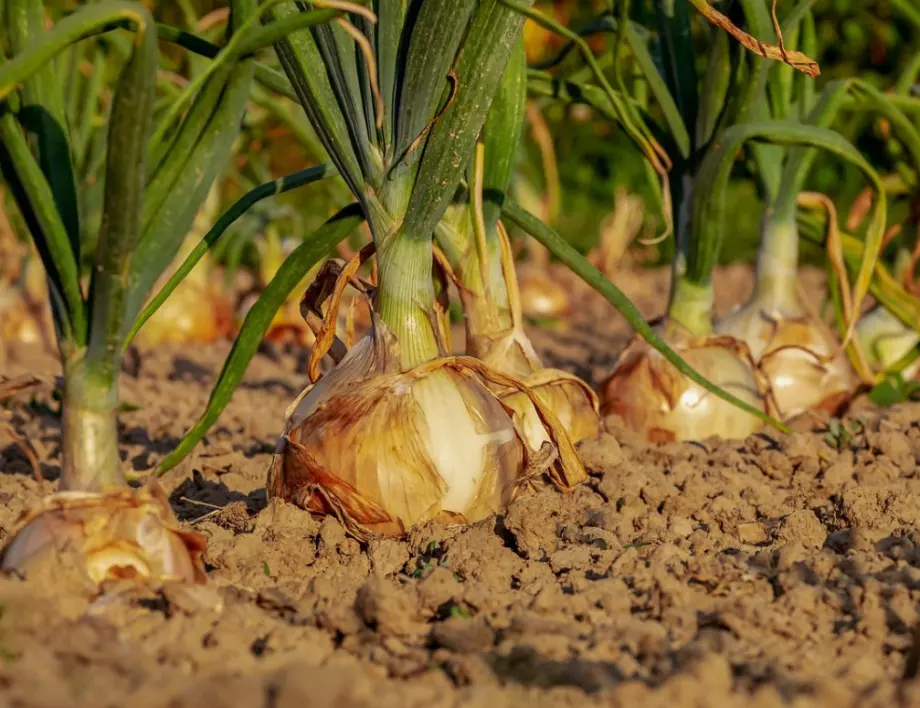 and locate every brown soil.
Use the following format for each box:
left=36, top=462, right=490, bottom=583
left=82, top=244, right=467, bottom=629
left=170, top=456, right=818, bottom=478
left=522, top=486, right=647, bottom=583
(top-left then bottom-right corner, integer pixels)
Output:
left=2, top=265, right=920, bottom=708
